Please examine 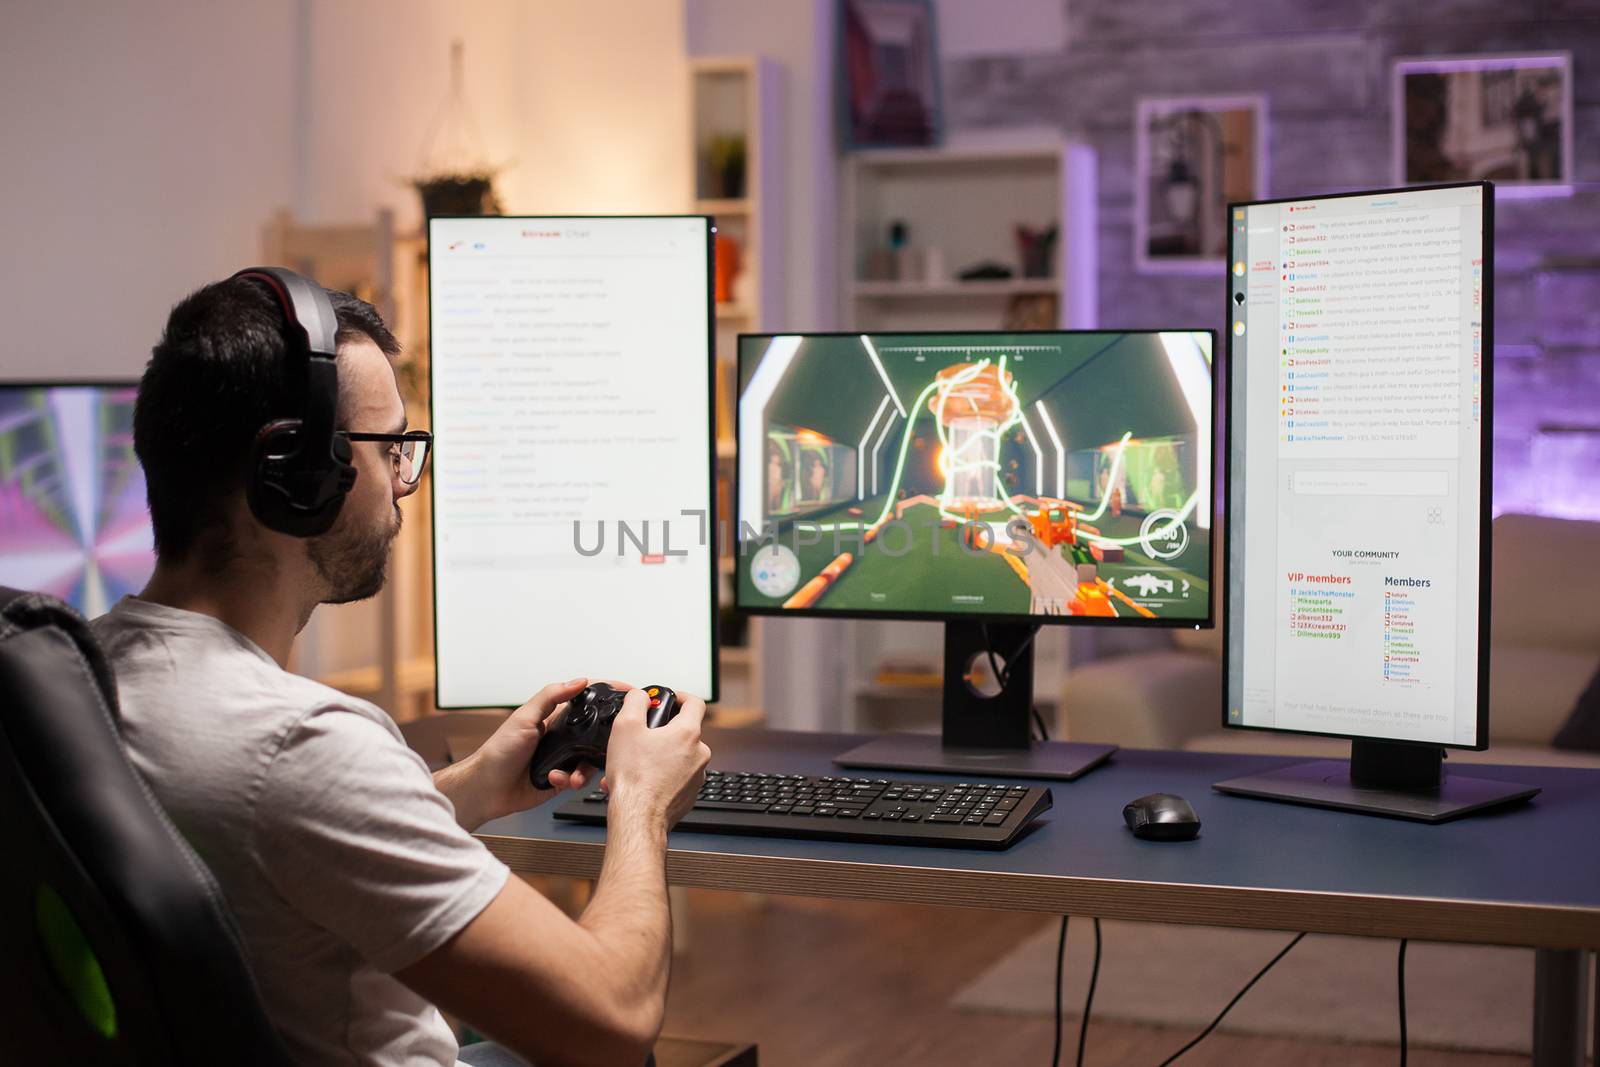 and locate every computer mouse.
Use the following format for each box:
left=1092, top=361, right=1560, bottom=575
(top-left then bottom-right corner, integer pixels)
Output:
left=1123, top=793, right=1201, bottom=841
